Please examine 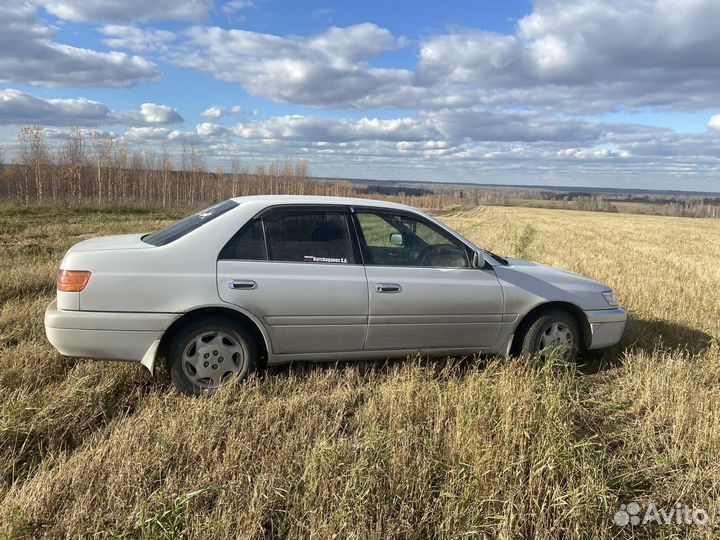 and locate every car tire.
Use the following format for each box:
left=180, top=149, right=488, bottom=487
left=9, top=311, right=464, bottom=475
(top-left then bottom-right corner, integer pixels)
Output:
left=518, top=309, right=580, bottom=361
left=166, top=317, right=257, bottom=395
